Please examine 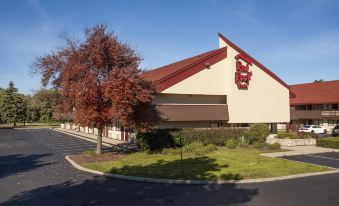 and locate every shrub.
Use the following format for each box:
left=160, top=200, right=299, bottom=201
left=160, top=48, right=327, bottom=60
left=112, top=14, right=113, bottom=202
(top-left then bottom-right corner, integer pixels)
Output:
left=238, top=141, right=249, bottom=148
left=183, top=141, right=205, bottom=153
left=267, top=143, right=281, bottom=150
left=297, top=132, right=319, bottom=139
left=226, top=139, right=238, bottom=149
left=277, top=131, right=319, bottom=139
left=194, top=144, right=217, bottom=156
left=317, top=137, right=339, bottom=149
left=178, top=128, right=247, bottom=146
left=243, top=124, right=270, bottom=144
left=253, top=142, right=267, bottom=149
left=136, top=130, right=178, bottom=151
left=277, top=132, right=297, bottom=139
